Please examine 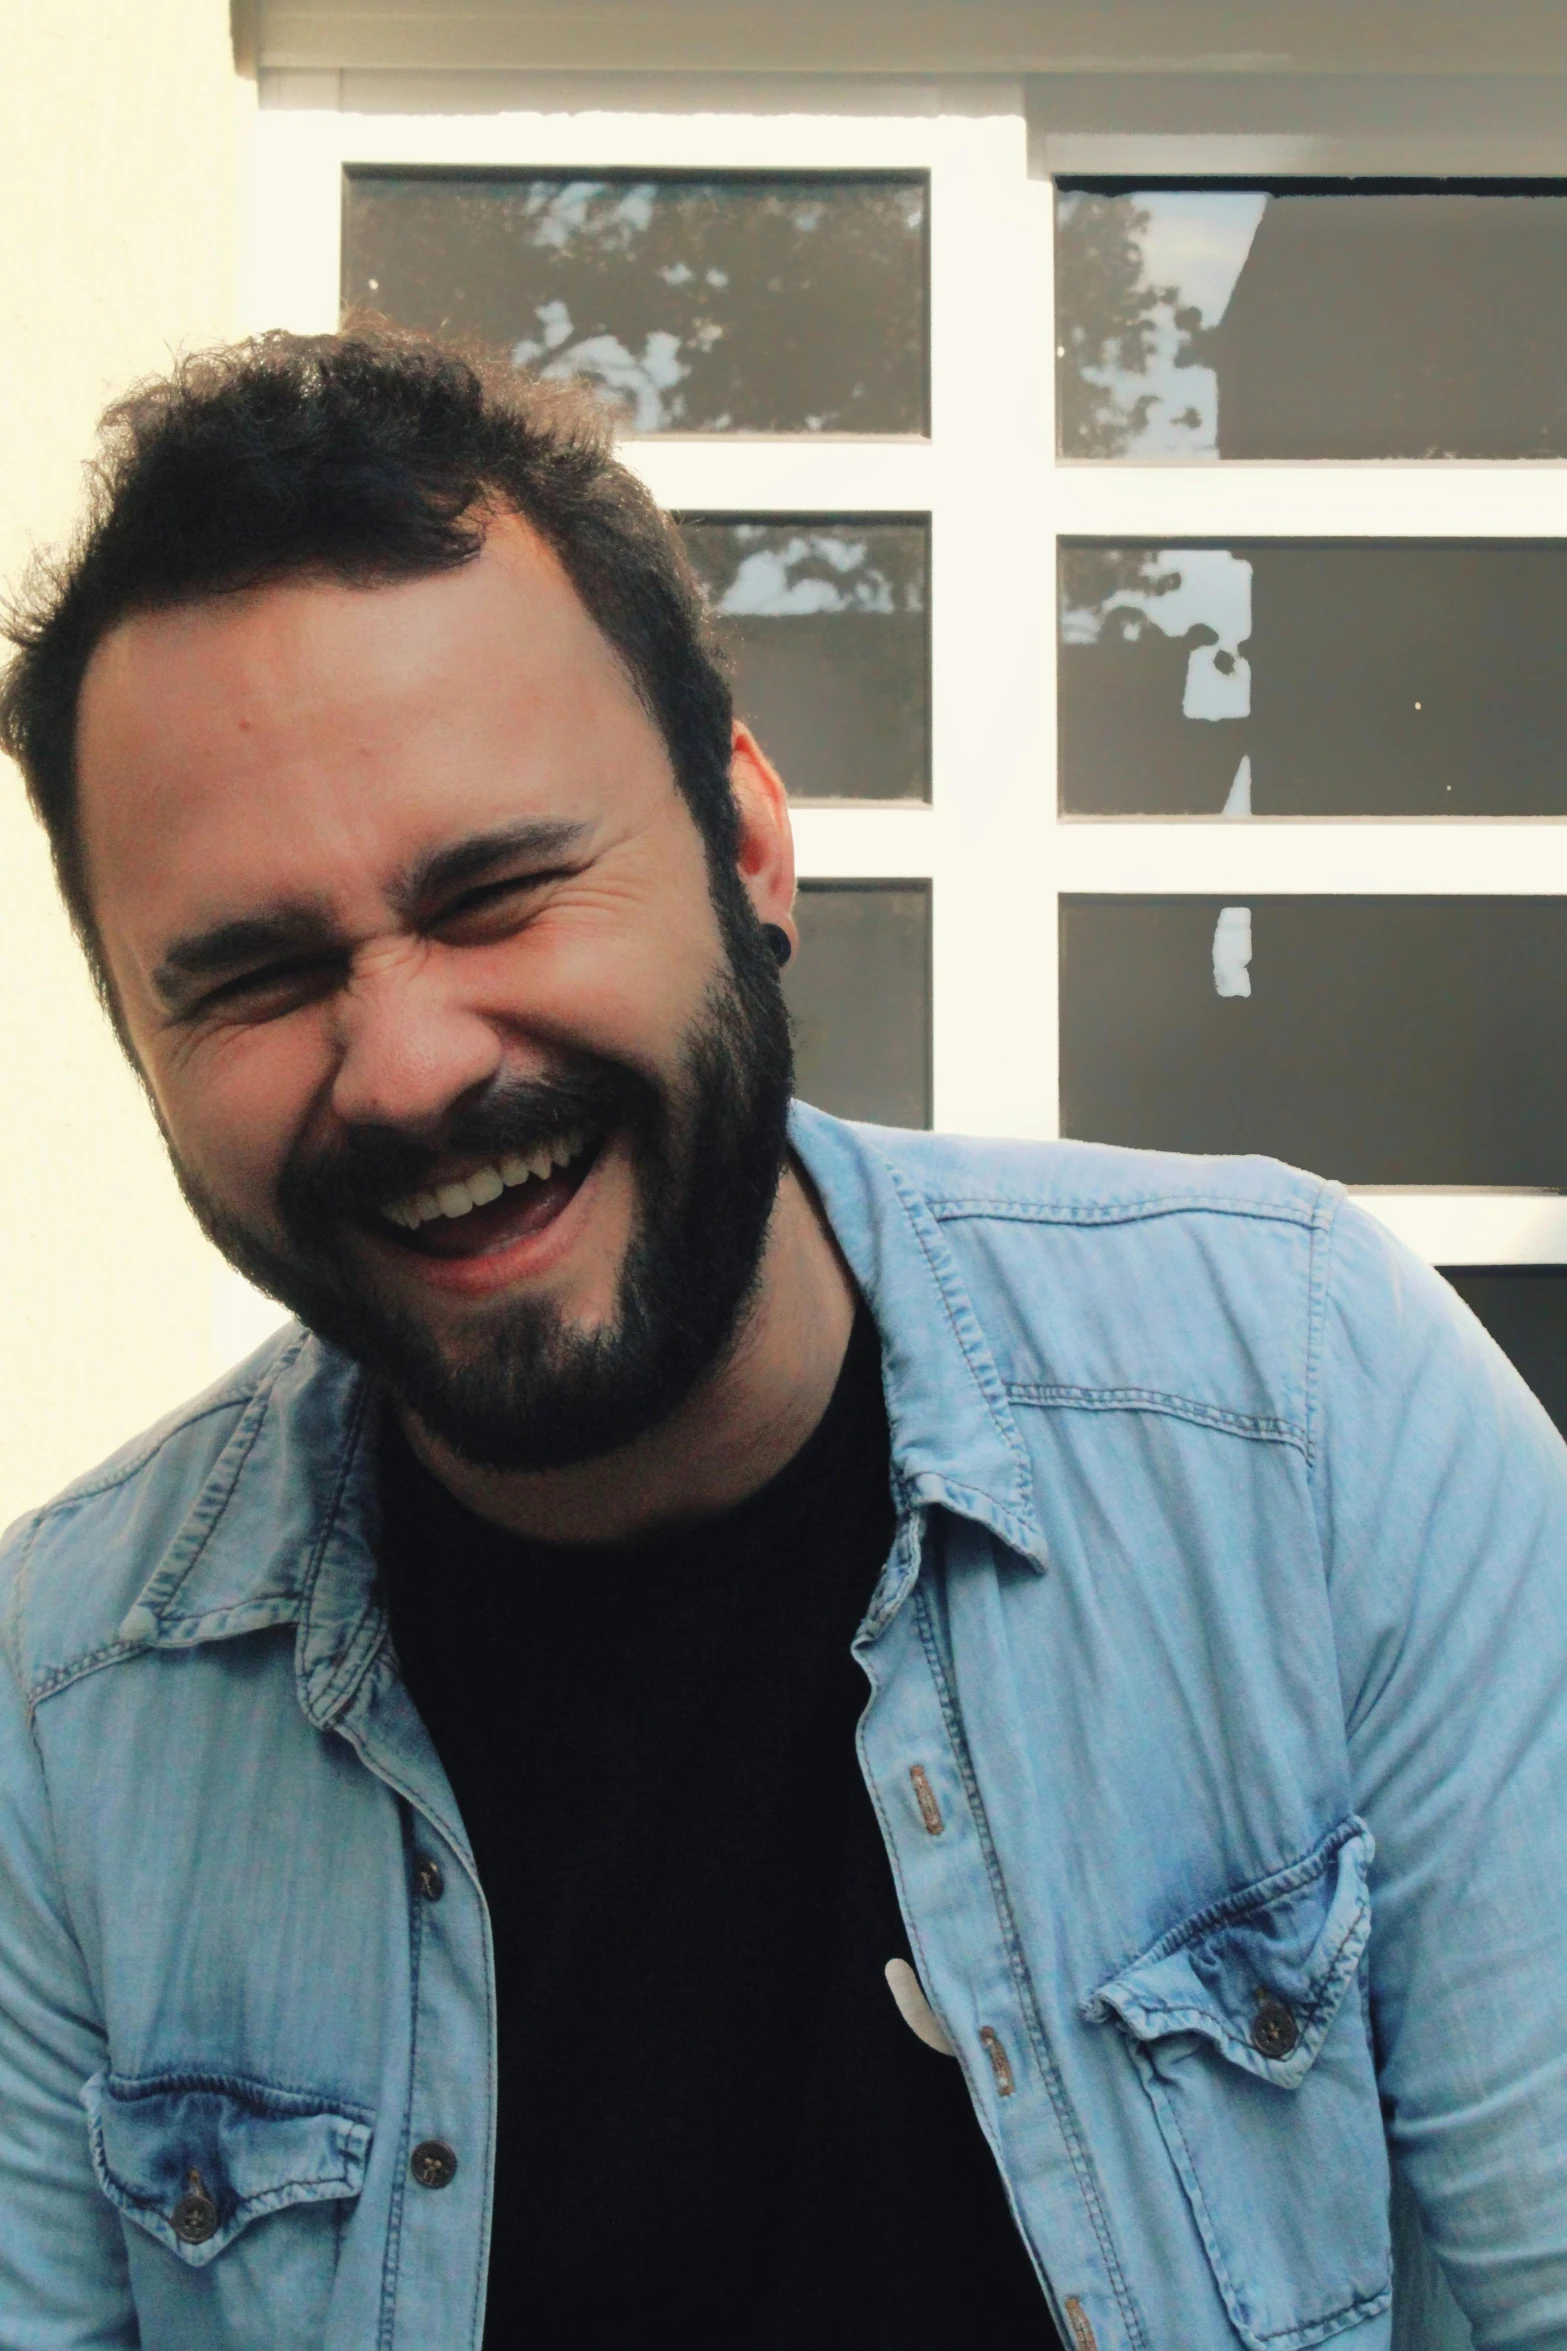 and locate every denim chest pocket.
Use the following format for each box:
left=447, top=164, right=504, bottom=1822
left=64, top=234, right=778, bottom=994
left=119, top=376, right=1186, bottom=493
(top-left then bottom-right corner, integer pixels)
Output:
left=1085, top=1819, right=1391, bottom=2351
left=83, top=2069, right=372, bottom=2340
